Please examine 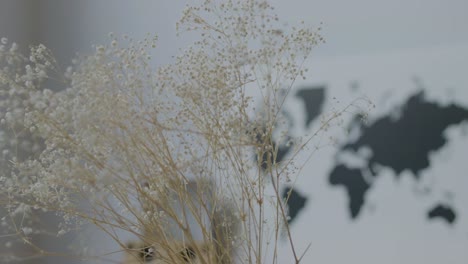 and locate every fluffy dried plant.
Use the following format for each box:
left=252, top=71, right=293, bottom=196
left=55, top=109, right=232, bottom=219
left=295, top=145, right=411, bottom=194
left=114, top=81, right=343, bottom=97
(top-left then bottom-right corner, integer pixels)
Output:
left=0, top=1, right=367, bottom=263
